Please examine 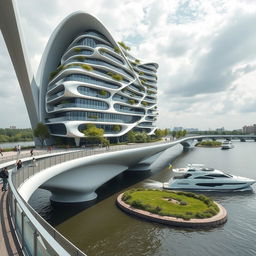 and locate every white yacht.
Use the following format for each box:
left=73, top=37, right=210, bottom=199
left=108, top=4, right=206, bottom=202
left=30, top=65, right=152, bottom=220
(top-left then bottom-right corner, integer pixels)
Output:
left=163, top=164, right=255, bottom=192
left=221, top=140, right=234, bottom=149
